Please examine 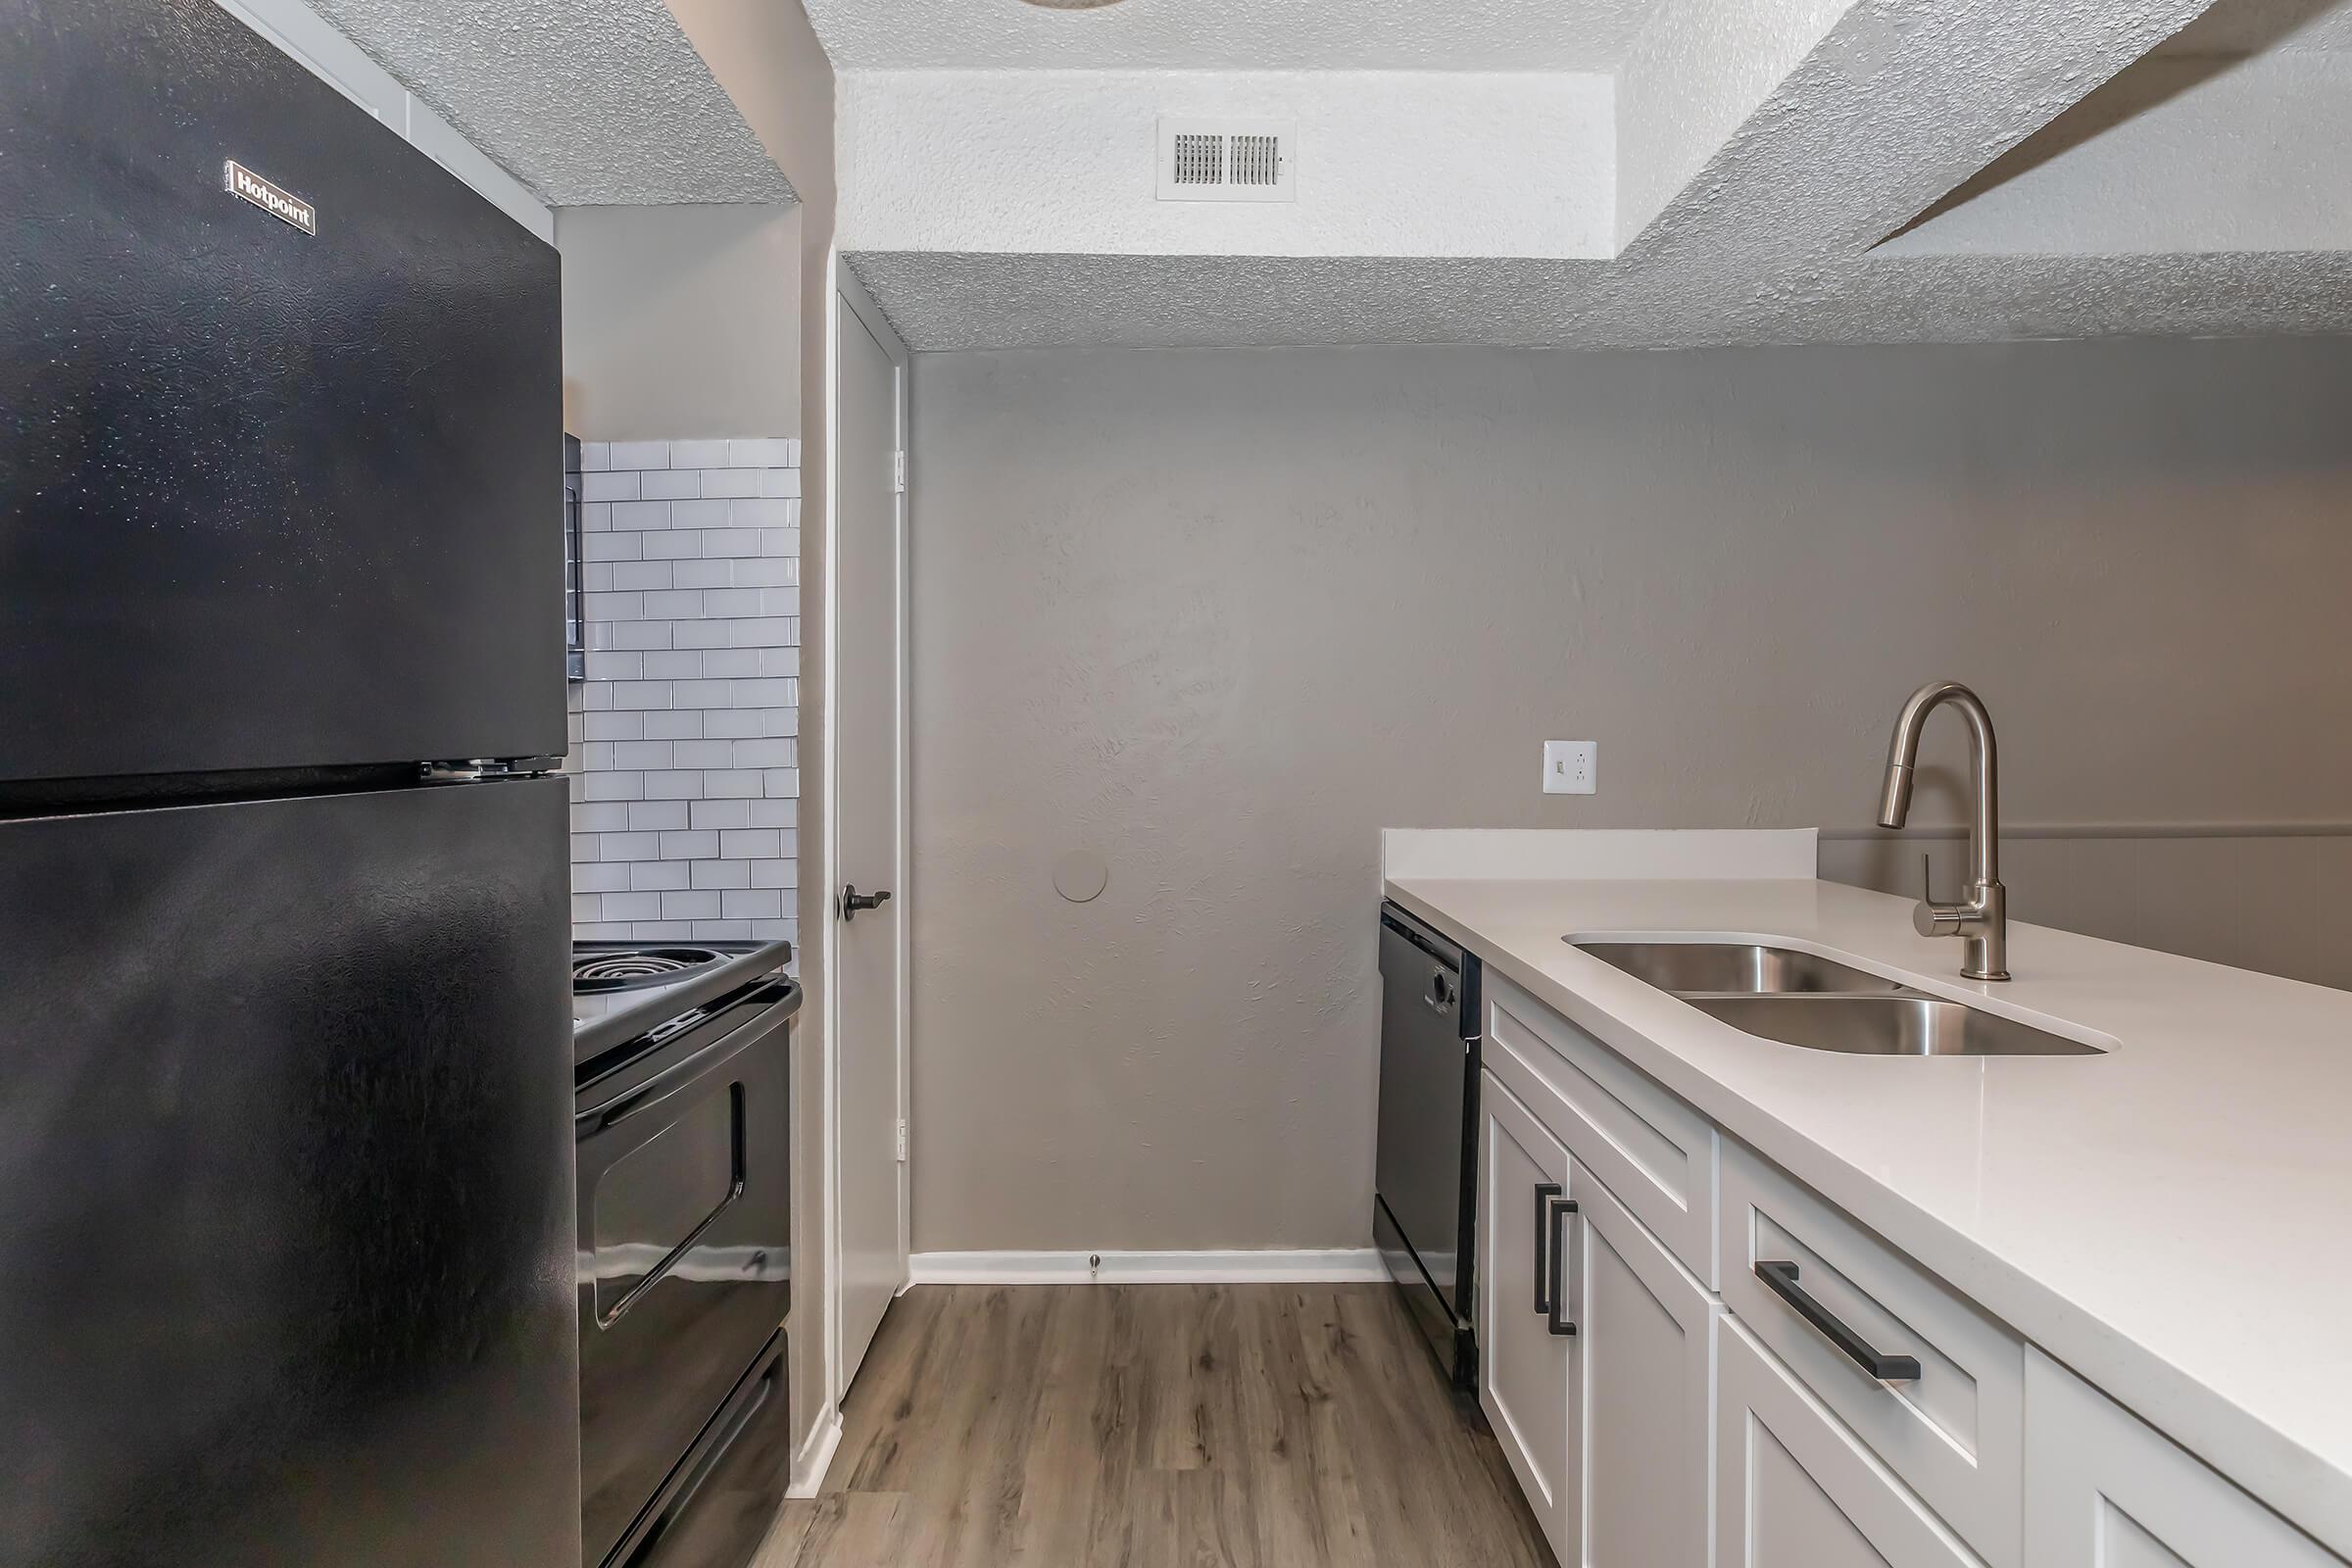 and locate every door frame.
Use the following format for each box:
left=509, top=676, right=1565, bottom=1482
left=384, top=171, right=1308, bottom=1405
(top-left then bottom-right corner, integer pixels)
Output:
left=822, top=265, right=912, bottom=1410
